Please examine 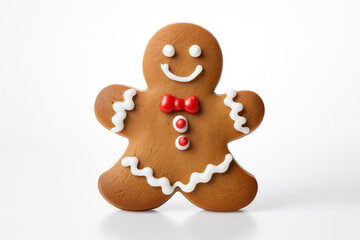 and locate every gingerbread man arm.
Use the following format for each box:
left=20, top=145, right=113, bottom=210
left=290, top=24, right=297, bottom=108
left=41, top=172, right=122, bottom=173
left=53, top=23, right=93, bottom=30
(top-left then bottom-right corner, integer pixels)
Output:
left=94, top=84, right=139, bottom=137
left=216, top=89, right=265, bottom=141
